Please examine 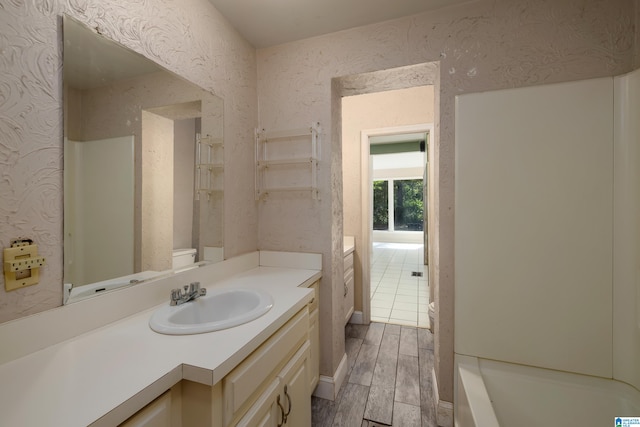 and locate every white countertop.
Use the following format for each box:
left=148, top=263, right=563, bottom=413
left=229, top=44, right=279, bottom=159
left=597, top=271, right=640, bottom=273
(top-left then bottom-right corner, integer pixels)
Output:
left=344, top=236, right=355, bottom=256
left=0, top=265, right=320, bottom=427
